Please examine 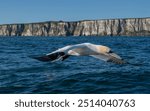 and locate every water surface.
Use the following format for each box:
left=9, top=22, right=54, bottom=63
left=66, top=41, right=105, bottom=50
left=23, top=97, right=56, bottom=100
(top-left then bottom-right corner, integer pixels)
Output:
left=0, top=36, right=150, bottom=93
